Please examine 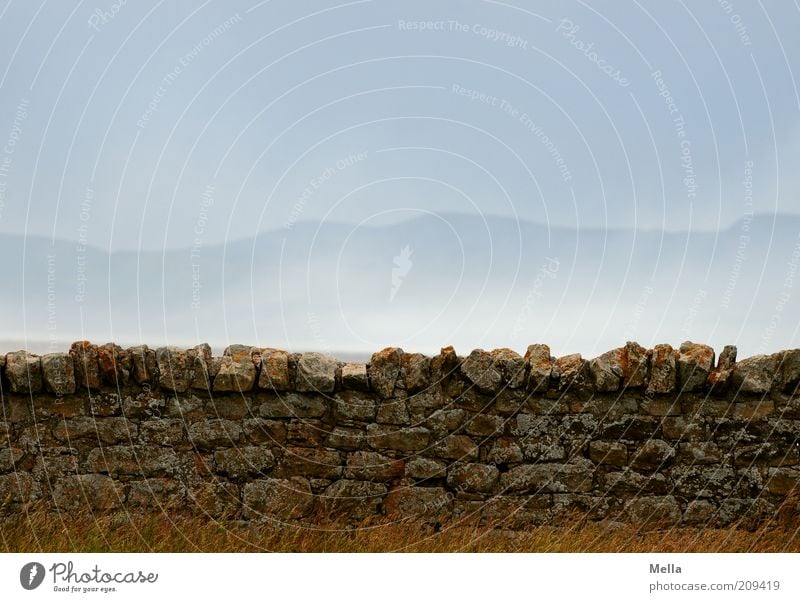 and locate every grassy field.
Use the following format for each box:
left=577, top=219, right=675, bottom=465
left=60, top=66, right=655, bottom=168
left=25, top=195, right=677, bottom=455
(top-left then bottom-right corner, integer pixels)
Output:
left=3, top=509, right=800, bottom=552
